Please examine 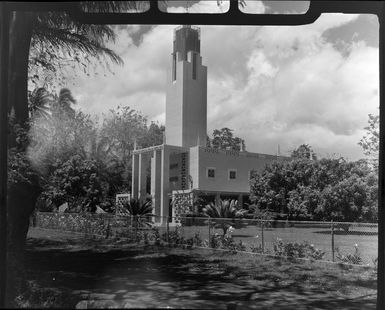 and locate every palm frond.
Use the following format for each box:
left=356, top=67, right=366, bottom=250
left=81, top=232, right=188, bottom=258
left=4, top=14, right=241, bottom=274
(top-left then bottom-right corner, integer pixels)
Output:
left=123, top=198, right=153, bottom=216
left=36, top=12, right=116, bottom=42
left=28, top=87, right=53, bottom=119
left=32, top=19, right=123, bottom=66
left=203, top=199, right=244, bottom=219
left=80, top=1, right=149, bottom=13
